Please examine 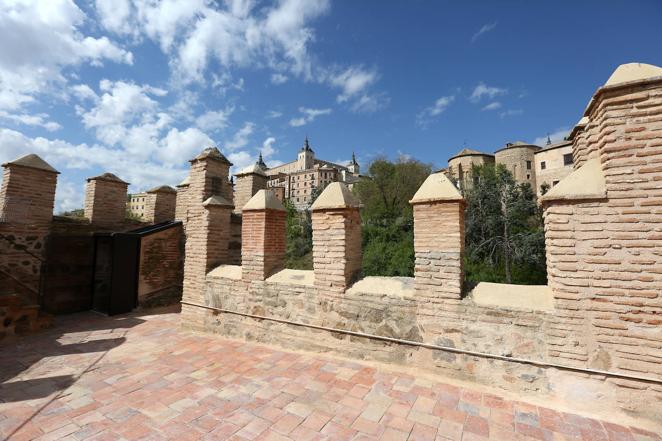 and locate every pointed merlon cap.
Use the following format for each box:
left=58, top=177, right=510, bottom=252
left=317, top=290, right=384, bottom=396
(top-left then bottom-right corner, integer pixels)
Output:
left=235, top=163, right=267, bottom=177
left=2, top=153, right=59, bottom=173
left=243, top=189, right=285, bottom=211
left=410, top=172, right=463, bottom=204
left=604, top=63, right=662, bottom=87
left=177, top=176, right=190, bottom=187
left=311, top=182, right=360, bottom=210
left=86, top=172, right=129, bottom=185
left=202, top=194, right=234, bottom=208
left=568, top=116, right=590, bottom=140
left=147, top=185, right=176, bottom=194
left=540, top=158, right=606, bottom=203
left=190, top=146, right=233, bottom=165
